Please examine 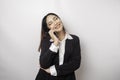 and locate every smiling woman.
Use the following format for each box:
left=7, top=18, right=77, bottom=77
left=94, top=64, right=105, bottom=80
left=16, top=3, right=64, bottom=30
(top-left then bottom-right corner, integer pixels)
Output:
left=35, top=13, right=81, bottom=80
